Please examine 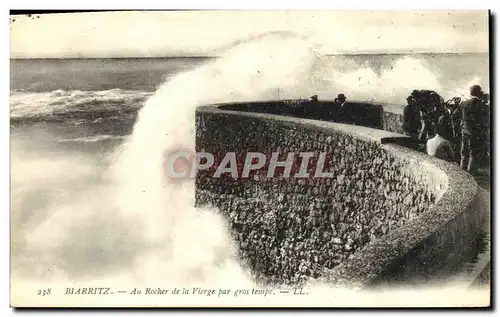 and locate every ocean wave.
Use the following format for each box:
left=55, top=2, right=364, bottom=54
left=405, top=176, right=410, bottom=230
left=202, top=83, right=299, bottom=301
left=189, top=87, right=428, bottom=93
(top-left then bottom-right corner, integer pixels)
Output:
left=57, top=135, right=127, bottom=143
left=9, top=89, right=153, bottom=119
